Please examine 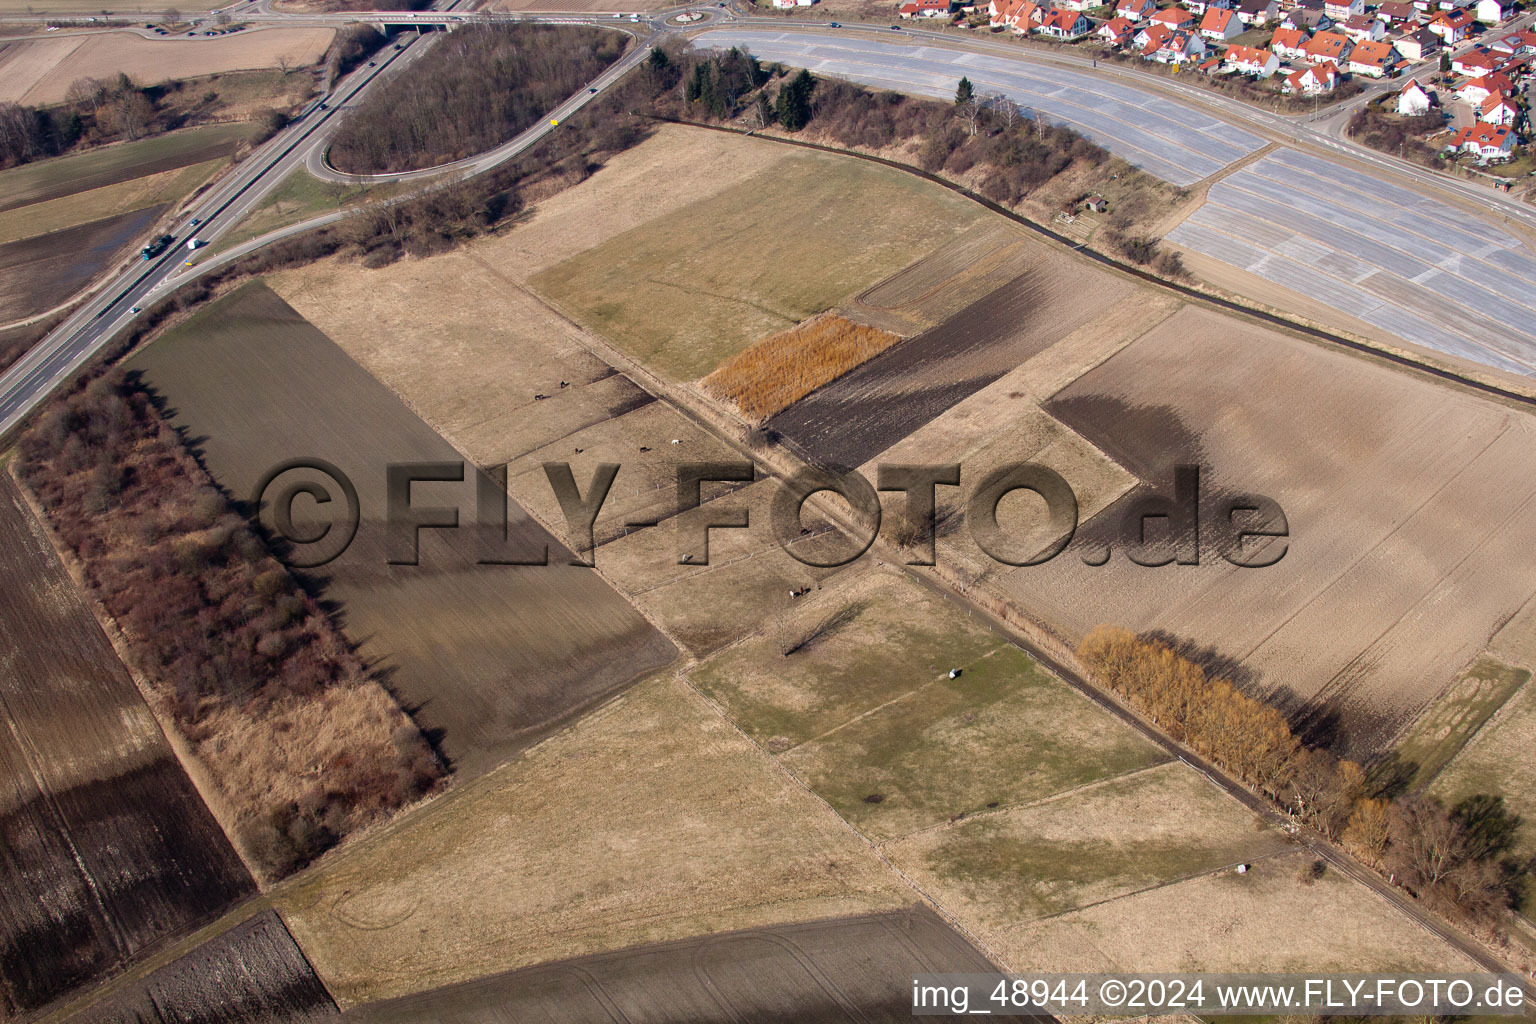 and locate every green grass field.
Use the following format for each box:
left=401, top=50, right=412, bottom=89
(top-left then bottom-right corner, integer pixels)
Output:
left=529, top=151, right=986, bottom=381
left=206, top=167, right=387, bottom=256
left=1387, top=655, right=1529, bottom=793
left=0, top=156, right=223, bottom=245
left=690, top=568, right=1167, bottom=841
